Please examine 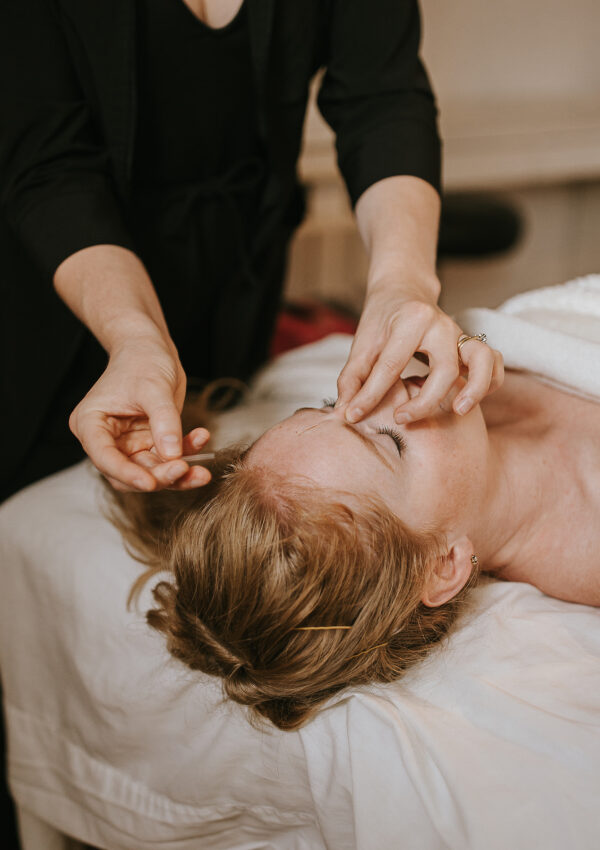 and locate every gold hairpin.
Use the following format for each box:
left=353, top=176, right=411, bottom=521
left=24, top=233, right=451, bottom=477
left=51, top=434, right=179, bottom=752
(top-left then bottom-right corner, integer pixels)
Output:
left=348, top=642, right=388, bottom=660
